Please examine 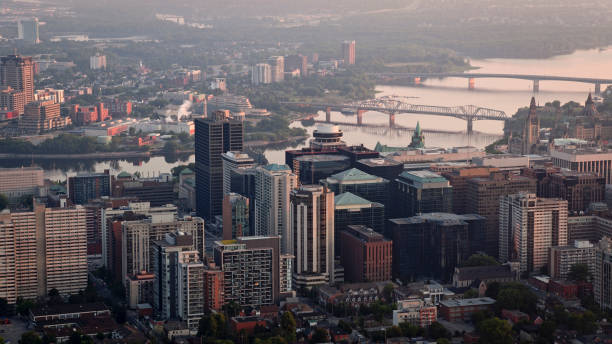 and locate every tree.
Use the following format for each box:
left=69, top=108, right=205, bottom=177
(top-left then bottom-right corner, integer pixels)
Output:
left=383, top=283, right=395, bottom=301
left=437, top=339, right=450, bottom=344
left=538, top=320, right=556, bottom=343
left=0, top=194, right=8, bottom=211
left=16, top=298, right=35, bottom=316
left=280, top=312, right=297, bottom=343
left=495, top=283, right=537, bottom=314
left=463, top=289, right=479, bottom=299
left=19, top=332, right=42, bottom=344
left=428, top=322, right=451, bottom=340
left=477, top=317, right=513, bottom=344
left=463, top=254, right=500, bottom=267
left=386, top=326, right=403, bottom=338
left=309, top=328, right=328, bottom=343
left=568, top=263, right=590, bottom=282
left=337, top=319, right=352, bottom=333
